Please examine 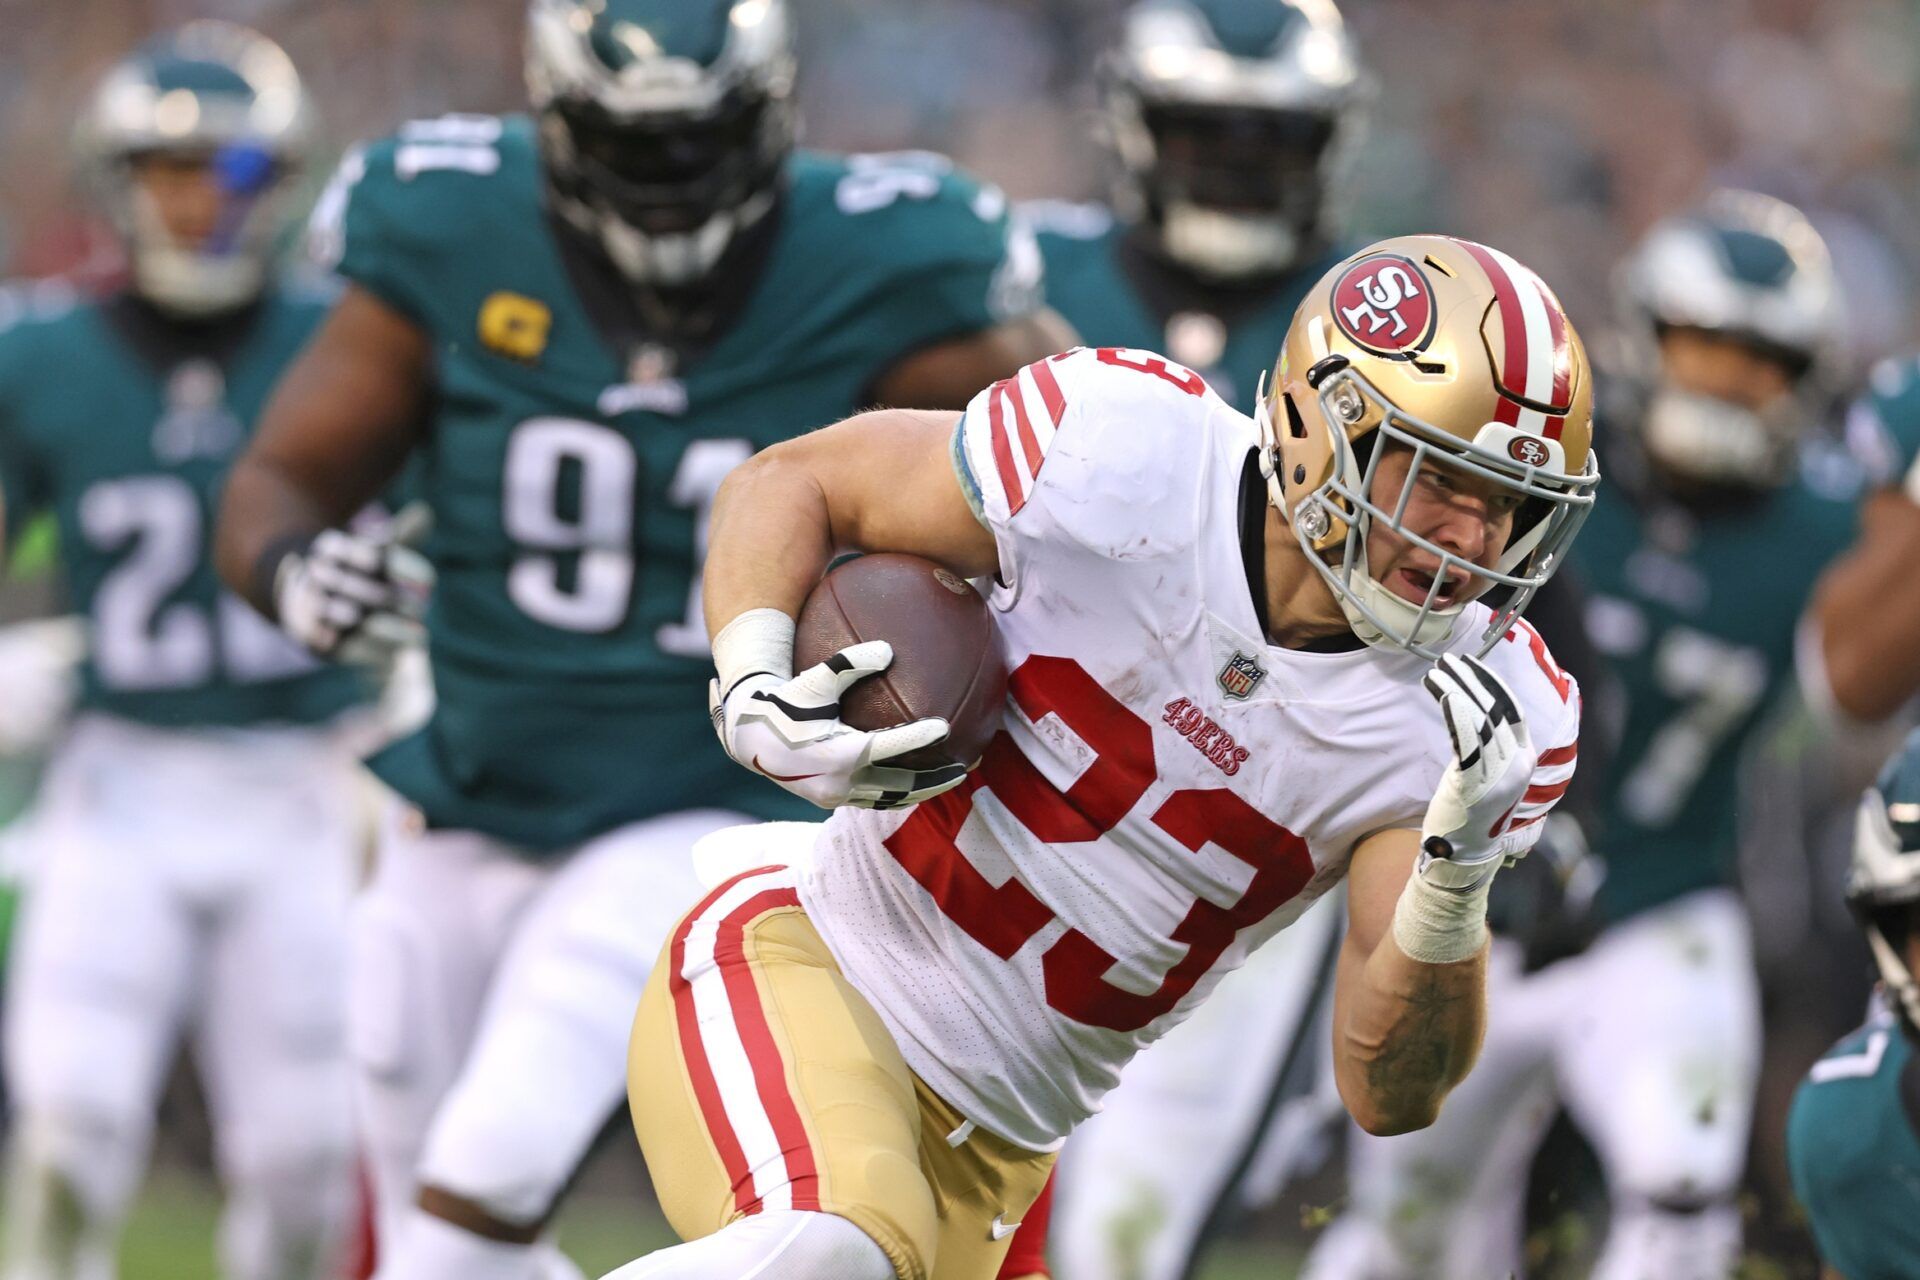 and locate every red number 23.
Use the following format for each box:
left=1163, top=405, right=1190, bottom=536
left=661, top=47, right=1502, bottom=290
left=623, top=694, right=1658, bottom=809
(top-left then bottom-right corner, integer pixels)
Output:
left=883, top=656, right=1313, bottom=1033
